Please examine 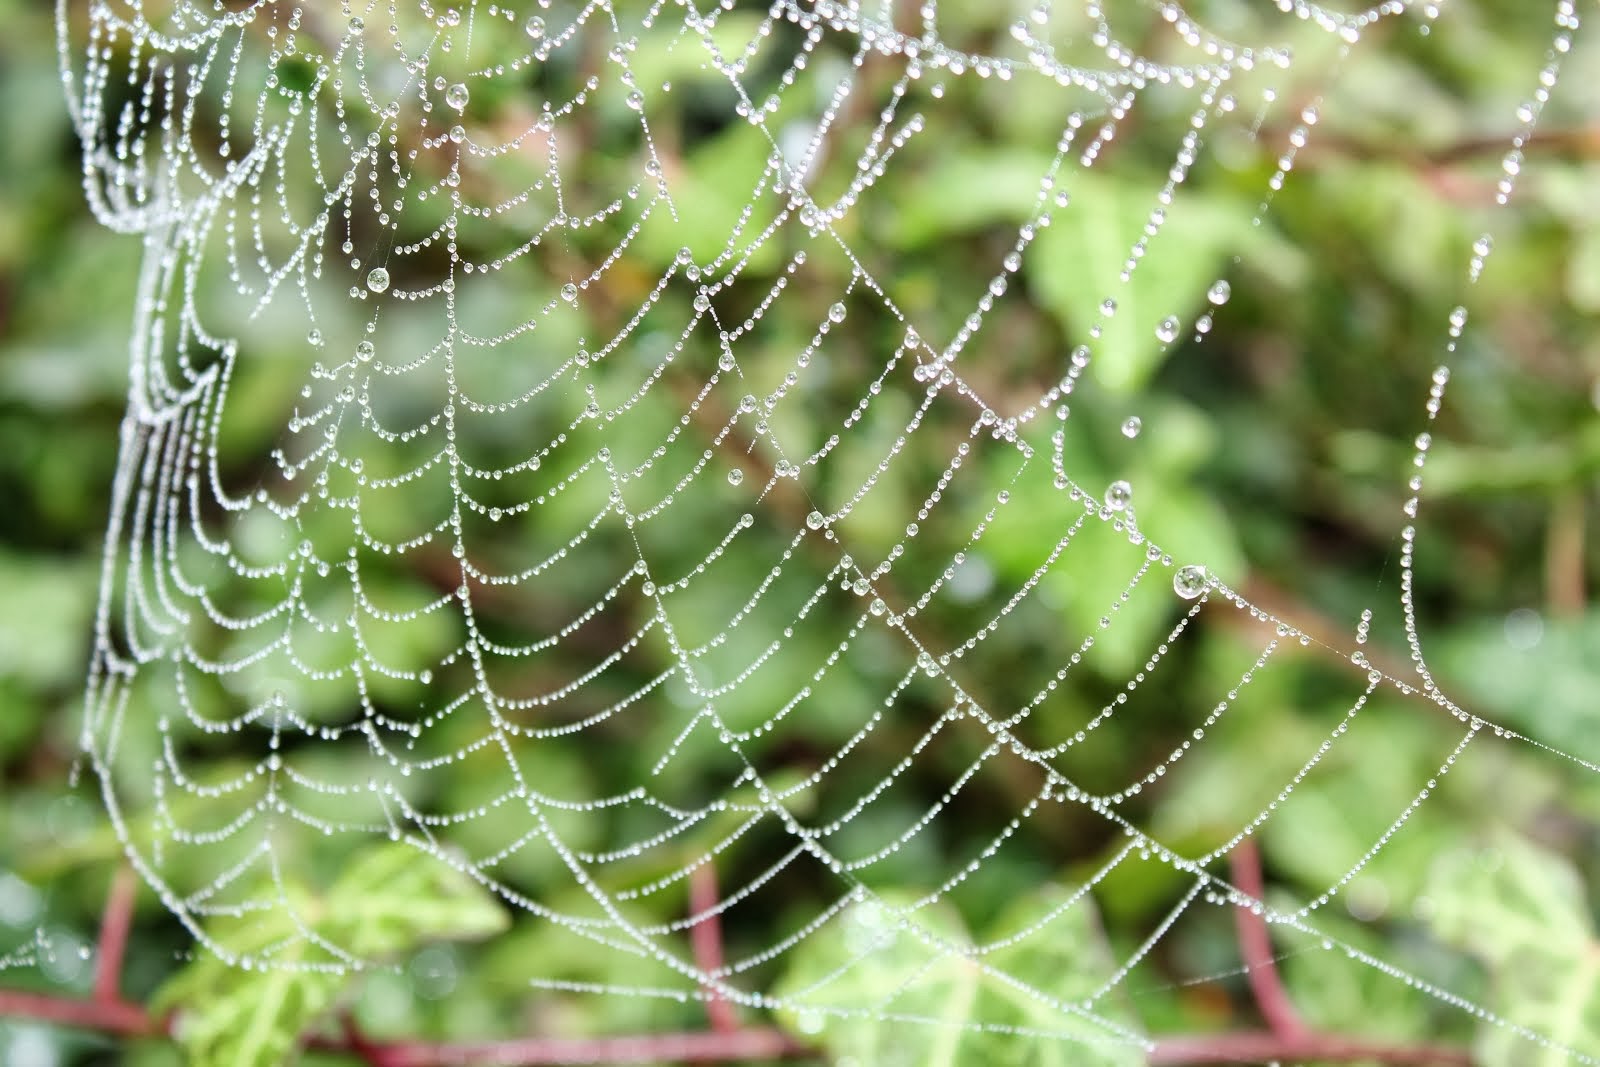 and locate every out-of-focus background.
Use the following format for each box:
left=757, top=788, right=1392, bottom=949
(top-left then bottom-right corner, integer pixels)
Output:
left=1, top=0, right=1599, bottom=1064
